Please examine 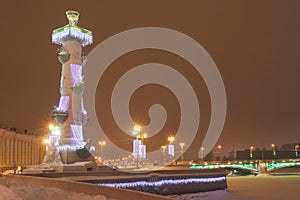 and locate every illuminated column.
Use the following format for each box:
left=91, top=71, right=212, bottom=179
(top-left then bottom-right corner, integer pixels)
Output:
left=0, top=135, right=2, bottom=167
left=6, top=138, right=9, bottom=165
left=21, top=141, right=26, bottom=165
left=33, top=143, right=37, bottom=164
left=51, top=11, right=92, bottom=145
left=26, top=142, right=29, bottom=164
left=7, top=138, right=10, bottom=165
left=19, top=141, right=22, bottom=164
left=3, top=137, right=6, bottom=166
left=50, top=11, right=93, bottom=163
